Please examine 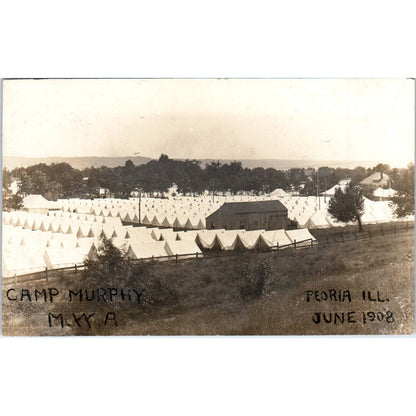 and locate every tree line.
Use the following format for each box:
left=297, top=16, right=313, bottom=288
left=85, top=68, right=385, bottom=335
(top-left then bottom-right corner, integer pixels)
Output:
left=2, top=155, right=414, bottom=213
